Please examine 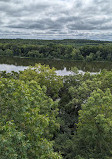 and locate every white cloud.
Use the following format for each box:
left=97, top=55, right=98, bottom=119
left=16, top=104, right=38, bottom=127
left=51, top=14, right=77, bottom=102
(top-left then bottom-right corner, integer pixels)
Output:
left=0, top=0, right=112, bottom=40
